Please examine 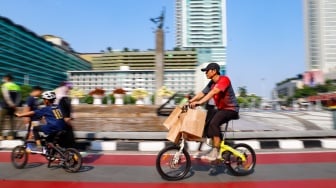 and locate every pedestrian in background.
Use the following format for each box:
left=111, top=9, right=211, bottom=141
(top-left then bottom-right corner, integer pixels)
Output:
left=54, top=81, right=75, bottom=148
left=23, top=86, right=43, bottom=140
left=54, top=81, right=72, bottom=123
left=0, top=74, right=21, bottom=140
